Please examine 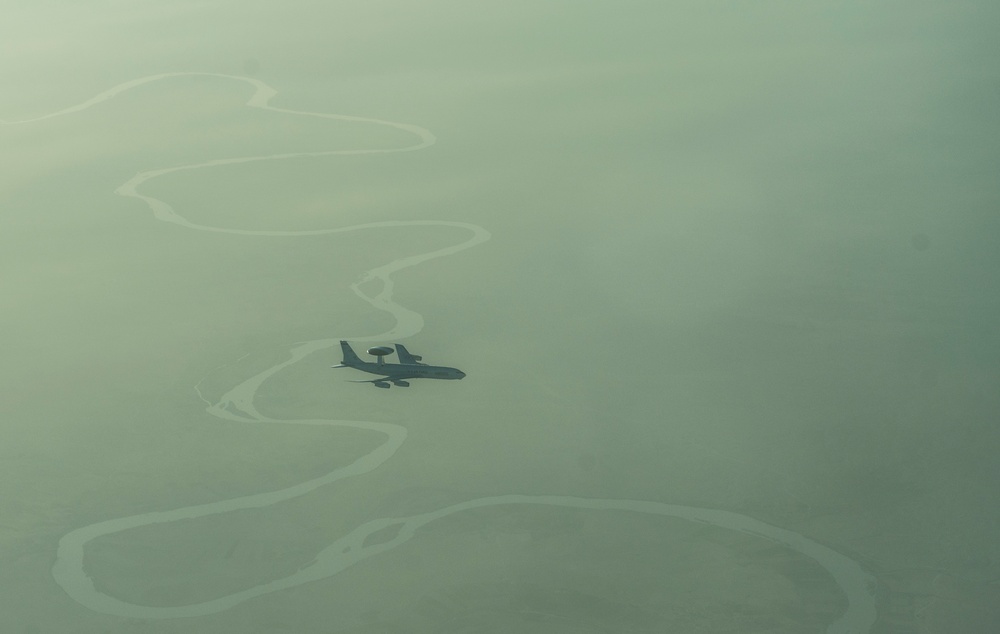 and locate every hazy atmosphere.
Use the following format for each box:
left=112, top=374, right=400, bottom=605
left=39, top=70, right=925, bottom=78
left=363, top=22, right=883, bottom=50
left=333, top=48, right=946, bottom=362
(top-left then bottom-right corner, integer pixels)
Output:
left=2, top=1, right=999, bottom=632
